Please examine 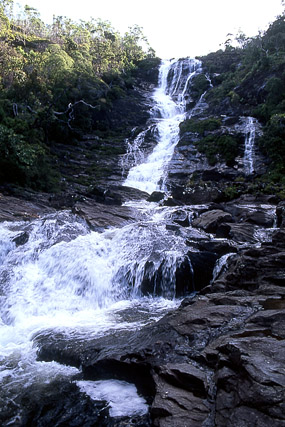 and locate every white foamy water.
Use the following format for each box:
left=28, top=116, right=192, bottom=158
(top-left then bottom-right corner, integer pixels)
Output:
left=124, top=58, right=202, bottom=193
left=244, top=116, right=257, bottom=175
left=76, top=379, right=148, bottom=417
